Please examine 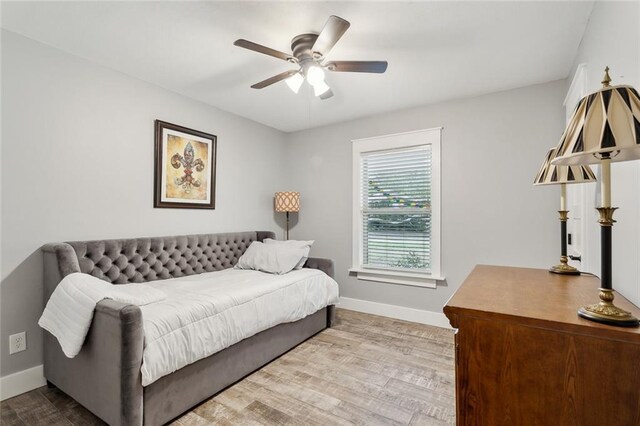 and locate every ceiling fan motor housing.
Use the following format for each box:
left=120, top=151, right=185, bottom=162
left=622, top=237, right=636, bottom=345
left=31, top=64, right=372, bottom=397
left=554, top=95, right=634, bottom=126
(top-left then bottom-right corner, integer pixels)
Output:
left=291, top=33, right=321, bottom=64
